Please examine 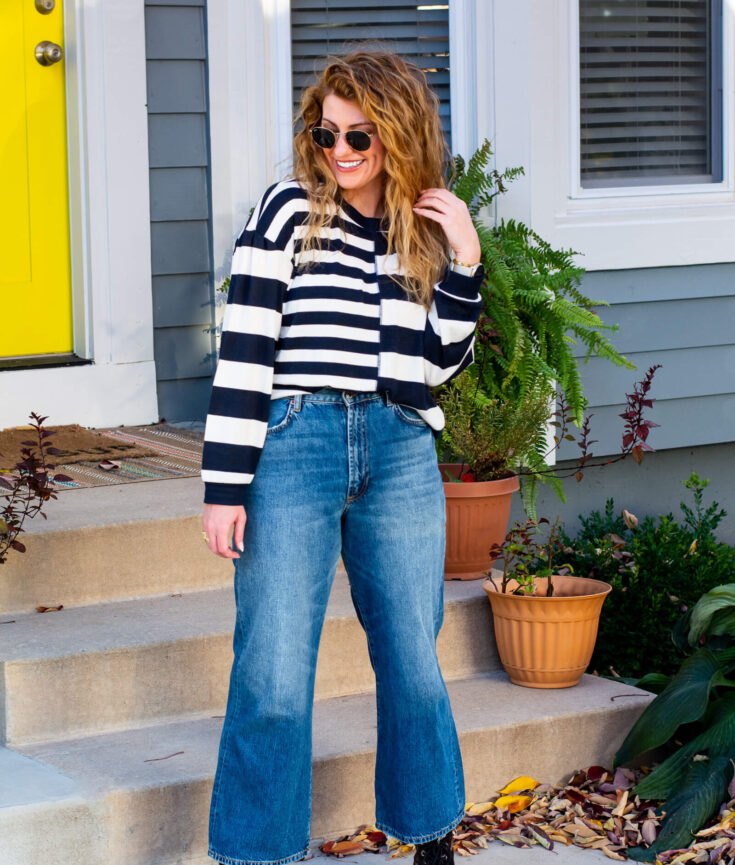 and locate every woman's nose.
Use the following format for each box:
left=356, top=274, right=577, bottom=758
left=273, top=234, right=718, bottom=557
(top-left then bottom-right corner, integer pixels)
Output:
left=333, top=135, right=357, bottom=158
